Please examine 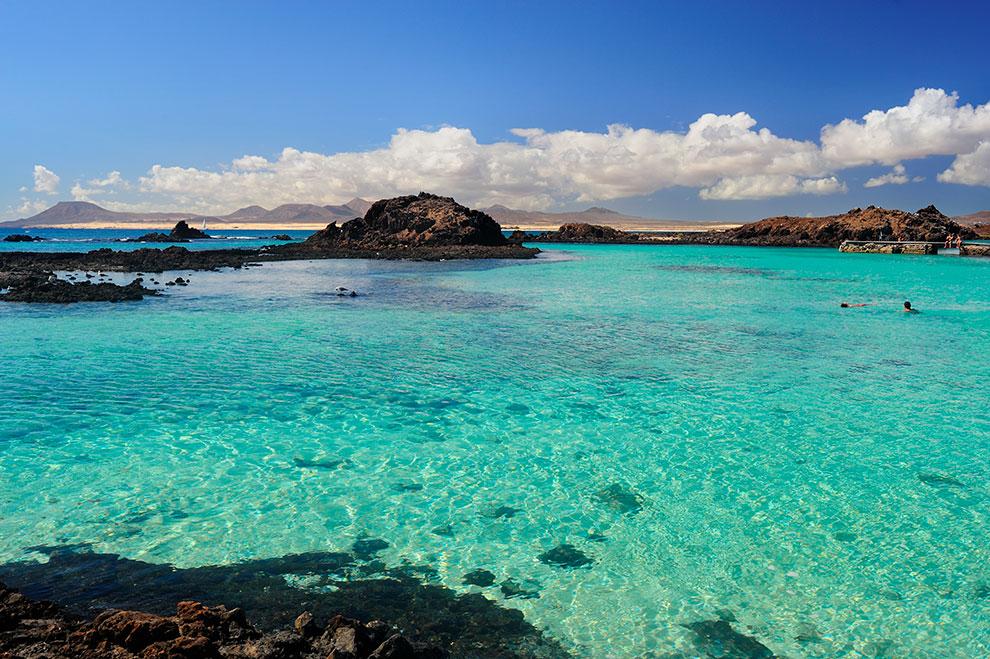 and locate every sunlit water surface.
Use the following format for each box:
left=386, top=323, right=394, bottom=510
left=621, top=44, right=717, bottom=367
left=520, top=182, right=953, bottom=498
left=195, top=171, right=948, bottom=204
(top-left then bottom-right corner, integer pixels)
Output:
left=1, top=242, right=989, bottom=657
